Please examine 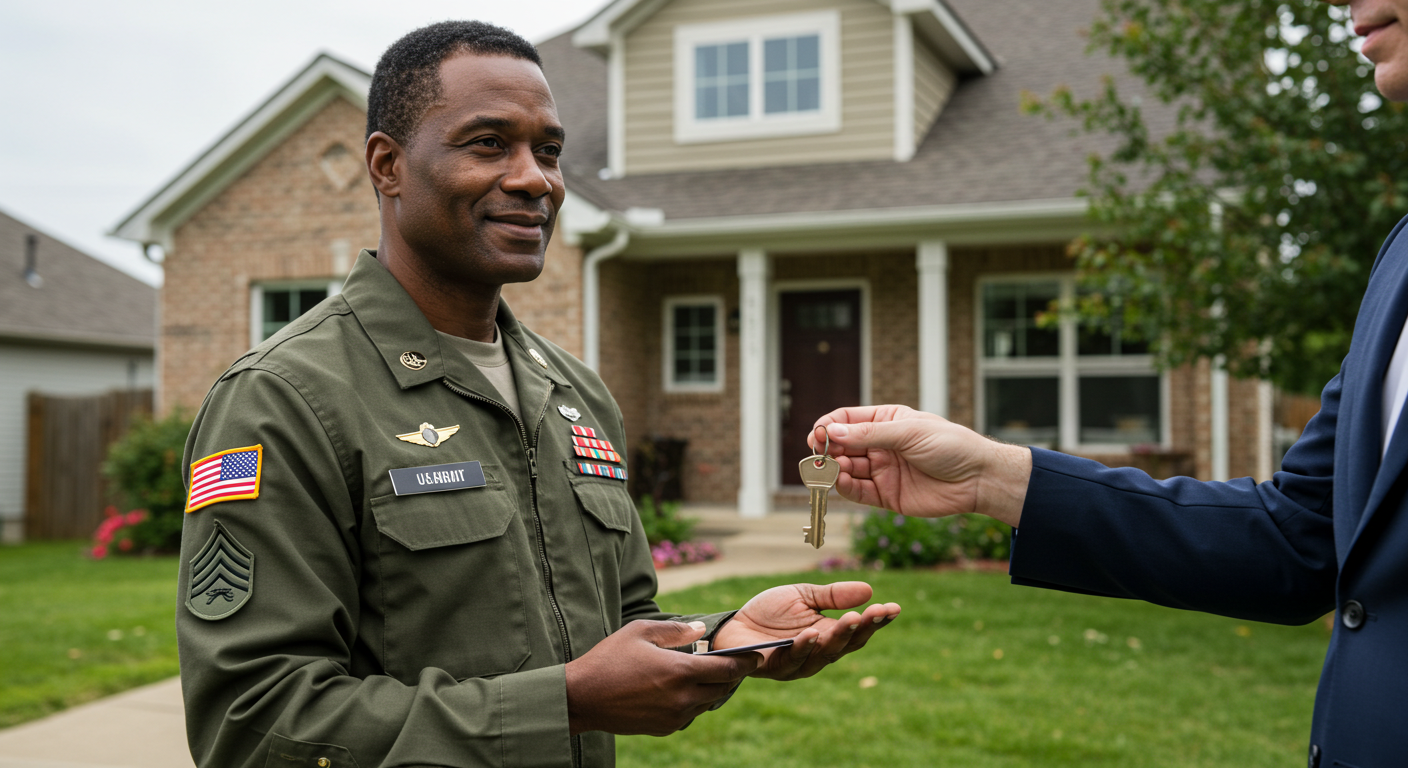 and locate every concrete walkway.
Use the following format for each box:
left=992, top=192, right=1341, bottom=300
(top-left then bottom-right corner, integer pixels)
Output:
left=0, top=505, right=863, bottom=768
